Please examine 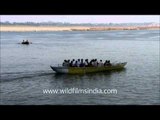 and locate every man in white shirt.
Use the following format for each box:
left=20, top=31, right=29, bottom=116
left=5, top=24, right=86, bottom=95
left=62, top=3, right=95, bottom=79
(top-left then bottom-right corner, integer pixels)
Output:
left=94, top=59, right=98, bottom=67
left=98, top=60, right=103, bottom=67
left=77, top=59, right=81, bottom=67
left=84, top=59, right=88, bottom=67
